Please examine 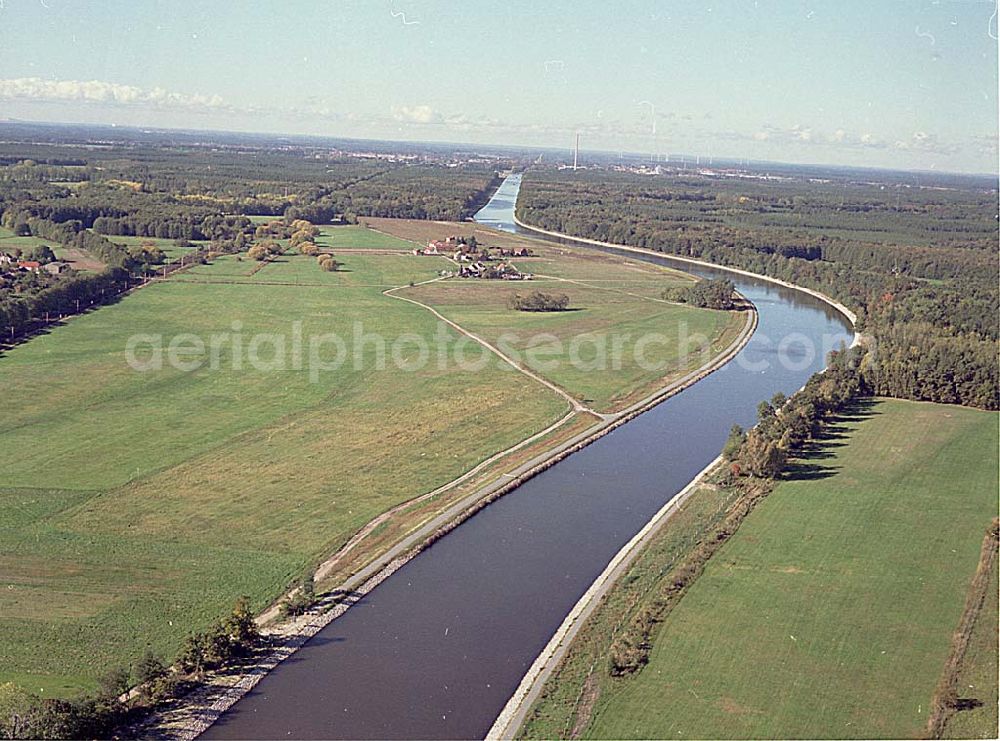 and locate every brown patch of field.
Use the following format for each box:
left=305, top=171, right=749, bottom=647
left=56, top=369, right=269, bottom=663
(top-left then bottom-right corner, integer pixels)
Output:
left=718, top=696, right=760, bottom=716
left=59, top=245, right=105, bottom=271
left=569, top=672, right=601, bottom=739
